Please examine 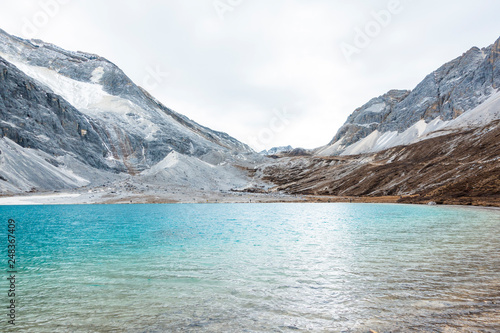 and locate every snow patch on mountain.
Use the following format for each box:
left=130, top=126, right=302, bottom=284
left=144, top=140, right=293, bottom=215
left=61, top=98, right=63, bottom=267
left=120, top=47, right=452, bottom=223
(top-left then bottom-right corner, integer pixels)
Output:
left=338, top=117, right=451, bottom=156
left=91, top=66, right=104, bottom=83
left=443, top=90, right=500, bottom=131
left=0, top=52, right=183, bottom=143
left=0, top=52, right=104, bottom=109
left=364, top=103, right=386, bottom=113
left=322, top=90, right=500, bottom=156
